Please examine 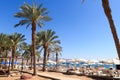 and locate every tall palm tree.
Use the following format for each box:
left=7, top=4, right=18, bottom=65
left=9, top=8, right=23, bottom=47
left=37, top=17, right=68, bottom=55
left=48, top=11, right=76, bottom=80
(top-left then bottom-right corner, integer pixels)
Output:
left=0, top=33, right=9, bottom=68
left=102, top=0, right=120, bottom=59
left=53, top=45, right=62, bottom=67
left=2, top=34, right=12, bottom=68
left=0, top=33, right=6, bottom=56
left=14, top=2, right=51, bottom=75
left=10, top=33, right=26, bottom=70
left=36, top=29, right=60, bottom=71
